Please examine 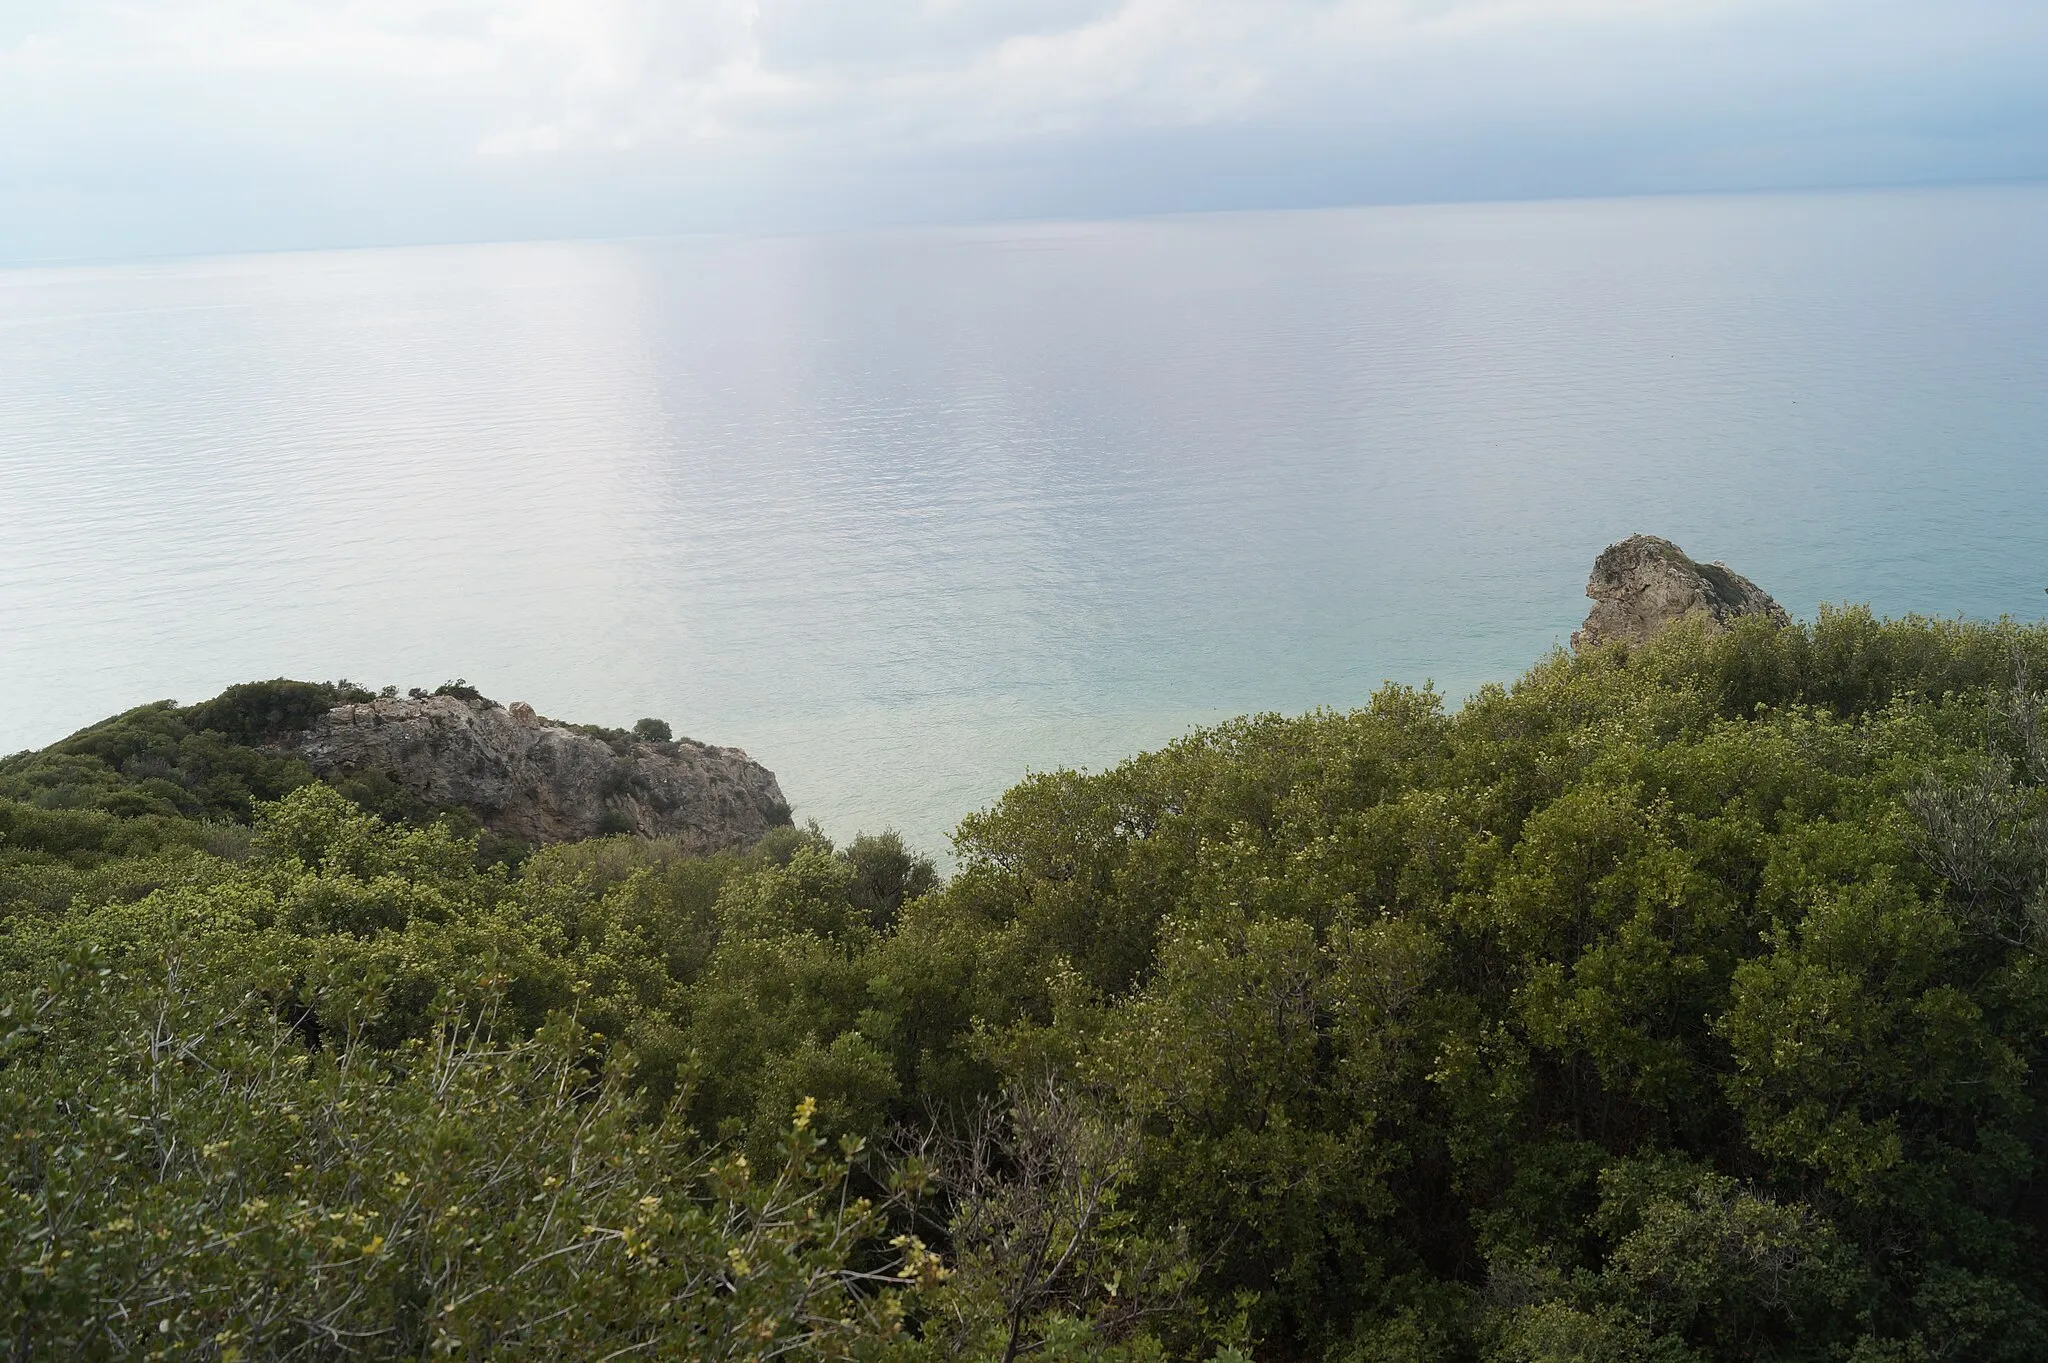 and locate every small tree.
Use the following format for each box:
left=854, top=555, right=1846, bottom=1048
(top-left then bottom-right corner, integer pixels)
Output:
left=1909, top=654, right=2048, bottom=954
left=916, top=1079, right=1195, bottom=1362
left=842, top=832, right=939, bottom=930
